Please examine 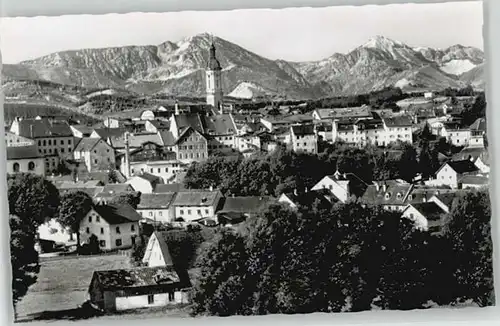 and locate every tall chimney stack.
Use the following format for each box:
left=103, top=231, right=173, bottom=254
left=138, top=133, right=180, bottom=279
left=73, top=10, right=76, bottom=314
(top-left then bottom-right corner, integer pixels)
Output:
left=124, top=132, right=131, bottom=179
left=174, top=101, right=180, bottom=116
